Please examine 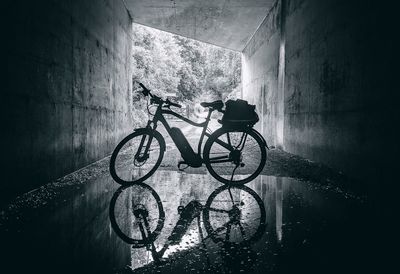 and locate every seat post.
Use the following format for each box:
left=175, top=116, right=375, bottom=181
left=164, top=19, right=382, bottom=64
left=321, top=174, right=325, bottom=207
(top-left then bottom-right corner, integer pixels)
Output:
left=198, top=109, right=213, bottom=155
left=206, top=108, right=213, bottom=122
